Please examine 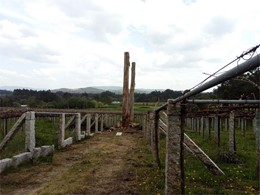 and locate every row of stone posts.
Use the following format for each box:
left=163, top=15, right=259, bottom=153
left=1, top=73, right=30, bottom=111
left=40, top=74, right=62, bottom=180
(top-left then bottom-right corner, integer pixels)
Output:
left=144, top=104, right=260, bottom=194
left=185, top=113, right=256, bottom=153
left=0, top=111, right=130, bottom=173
